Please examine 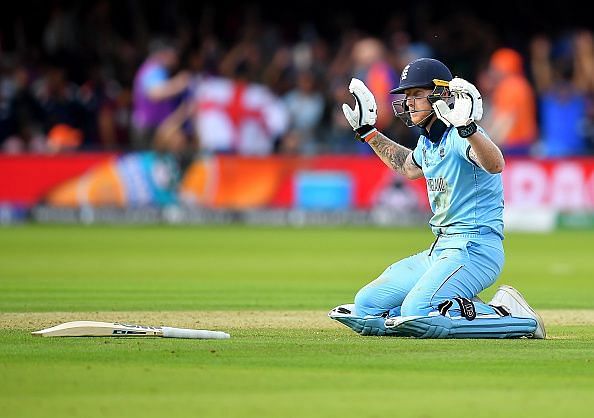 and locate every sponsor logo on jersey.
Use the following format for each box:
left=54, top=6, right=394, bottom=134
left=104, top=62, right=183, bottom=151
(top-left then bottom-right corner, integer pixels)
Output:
left=427, top=177, right=447, bottom=192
